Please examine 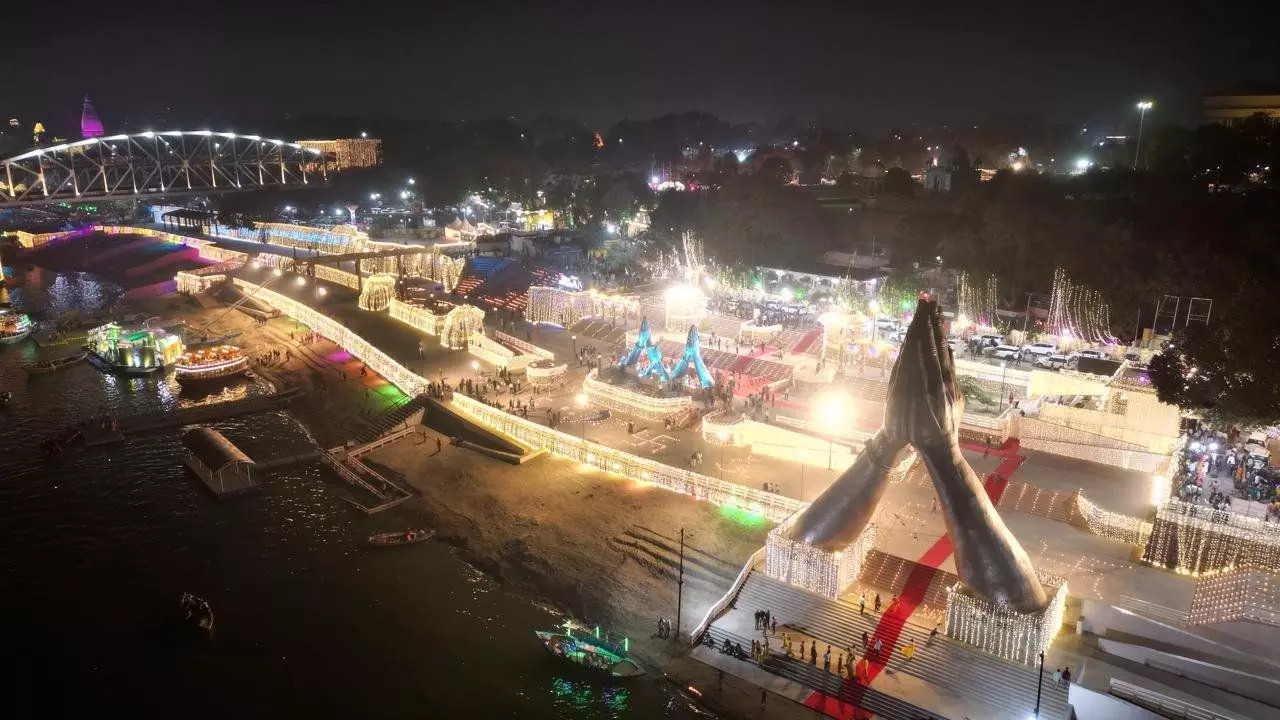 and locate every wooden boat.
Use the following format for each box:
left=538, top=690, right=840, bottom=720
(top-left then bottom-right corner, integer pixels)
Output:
left=25, top=351, right=87, bottom=374
left=536, top=620, right=644, bottom=678
left=367, top=529, right=434, bottom=547
left=179, top=593, right=214, bottom=634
